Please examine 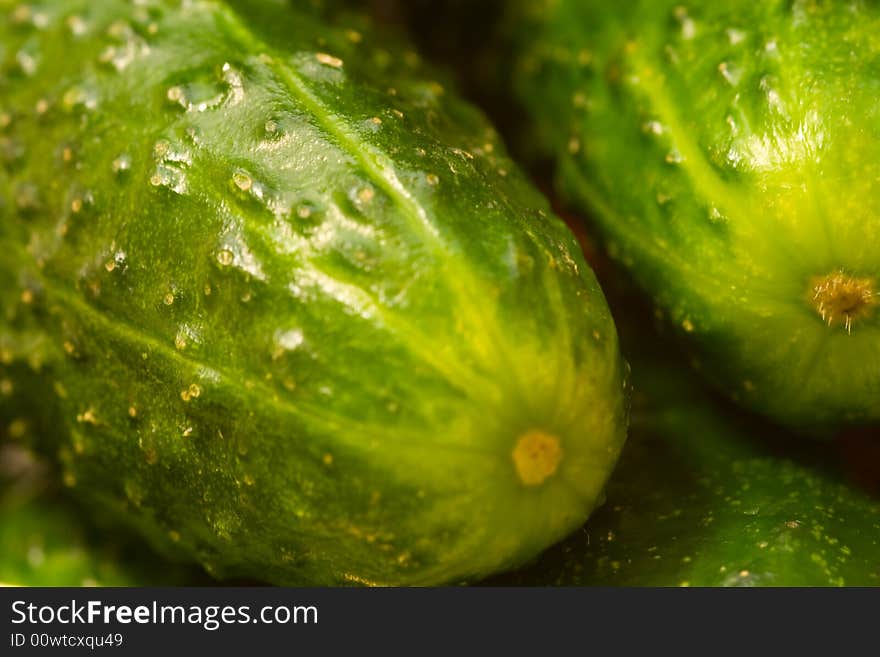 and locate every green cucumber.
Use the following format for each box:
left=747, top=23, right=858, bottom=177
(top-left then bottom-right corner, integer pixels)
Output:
left=510, top=0, right=880, bottom=428
left=0, top=1, right=627, bottom=585
left=490, top=308, right=880, bottom=586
